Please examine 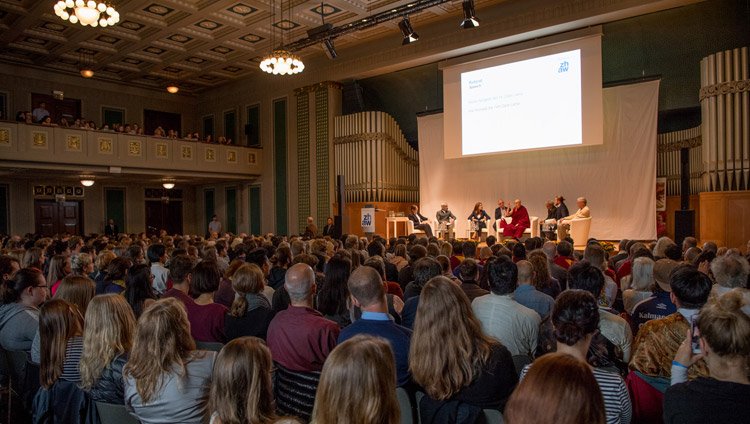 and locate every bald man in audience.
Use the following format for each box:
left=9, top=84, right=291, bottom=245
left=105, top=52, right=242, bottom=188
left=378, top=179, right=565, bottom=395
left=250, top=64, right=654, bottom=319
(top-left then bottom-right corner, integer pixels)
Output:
left=543, top=241, right=568, bottom=290
left=682, top=236, right=697, bottom=253
left=266, top=264, right=340, bottom=372
left=339, top=266, right=413, bottom=387
left=701, top=241, right=718, bottom=254
left=684, top=247, right=701, bottom=264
